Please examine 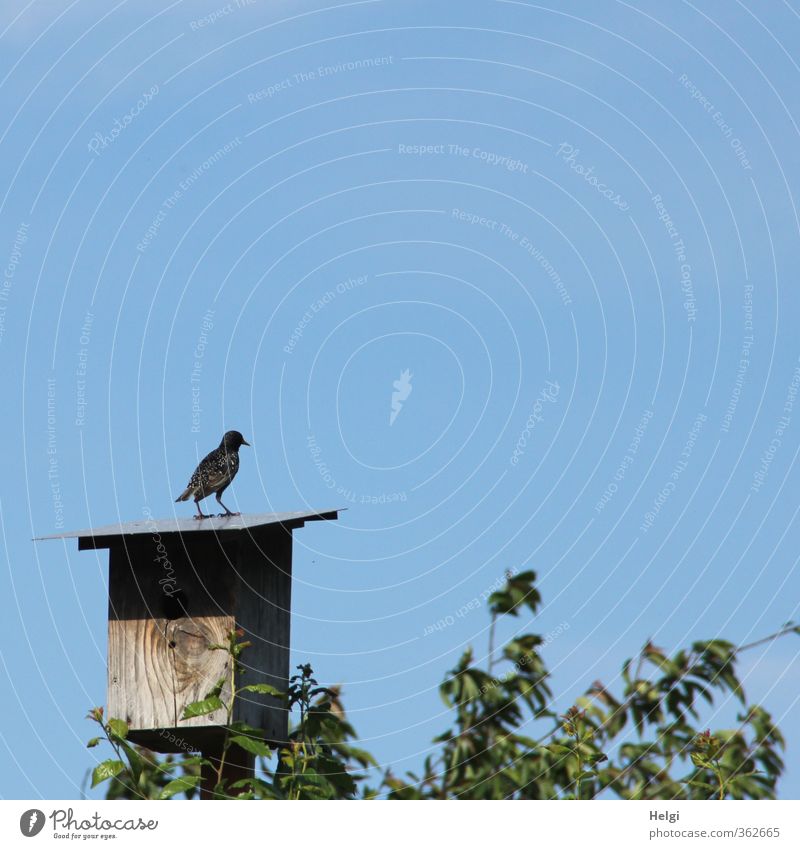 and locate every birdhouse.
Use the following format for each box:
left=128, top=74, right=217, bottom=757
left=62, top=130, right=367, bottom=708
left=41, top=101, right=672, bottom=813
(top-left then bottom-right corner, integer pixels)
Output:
left=37, top=509, right=339, bottom=755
